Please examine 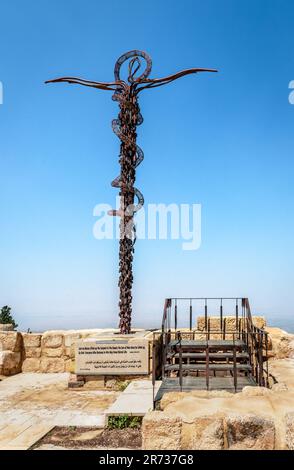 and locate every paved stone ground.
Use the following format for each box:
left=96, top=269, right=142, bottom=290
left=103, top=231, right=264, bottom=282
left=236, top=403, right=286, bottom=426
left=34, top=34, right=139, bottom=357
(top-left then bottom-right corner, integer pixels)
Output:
left=0, top=373, right=118, bottom=449
left=0, top=374, right=161, bottom=450
left=105, top=380, right=161, bottom=418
